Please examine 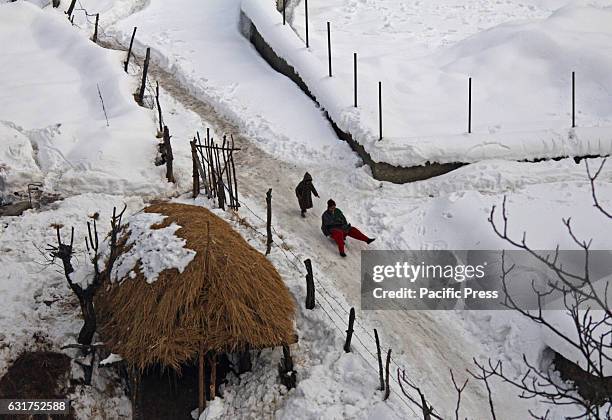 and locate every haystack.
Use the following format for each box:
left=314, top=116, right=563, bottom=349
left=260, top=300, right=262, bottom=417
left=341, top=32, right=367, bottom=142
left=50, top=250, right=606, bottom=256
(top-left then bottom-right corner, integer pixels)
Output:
left=96, top=202, right=297, bottom=372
